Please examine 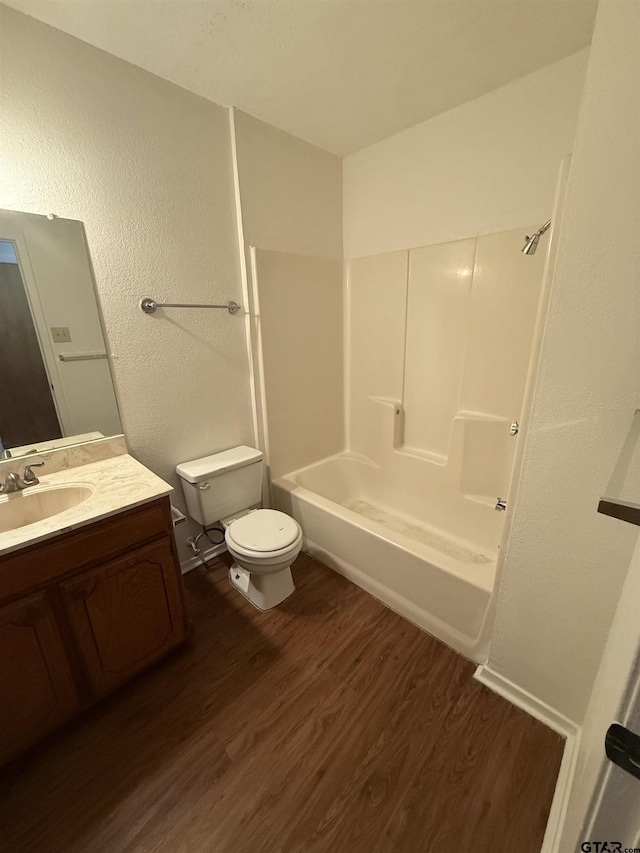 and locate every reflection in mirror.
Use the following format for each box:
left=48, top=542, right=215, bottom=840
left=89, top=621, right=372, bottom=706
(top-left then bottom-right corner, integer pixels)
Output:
left=0, top=209, right=122, bottom=458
